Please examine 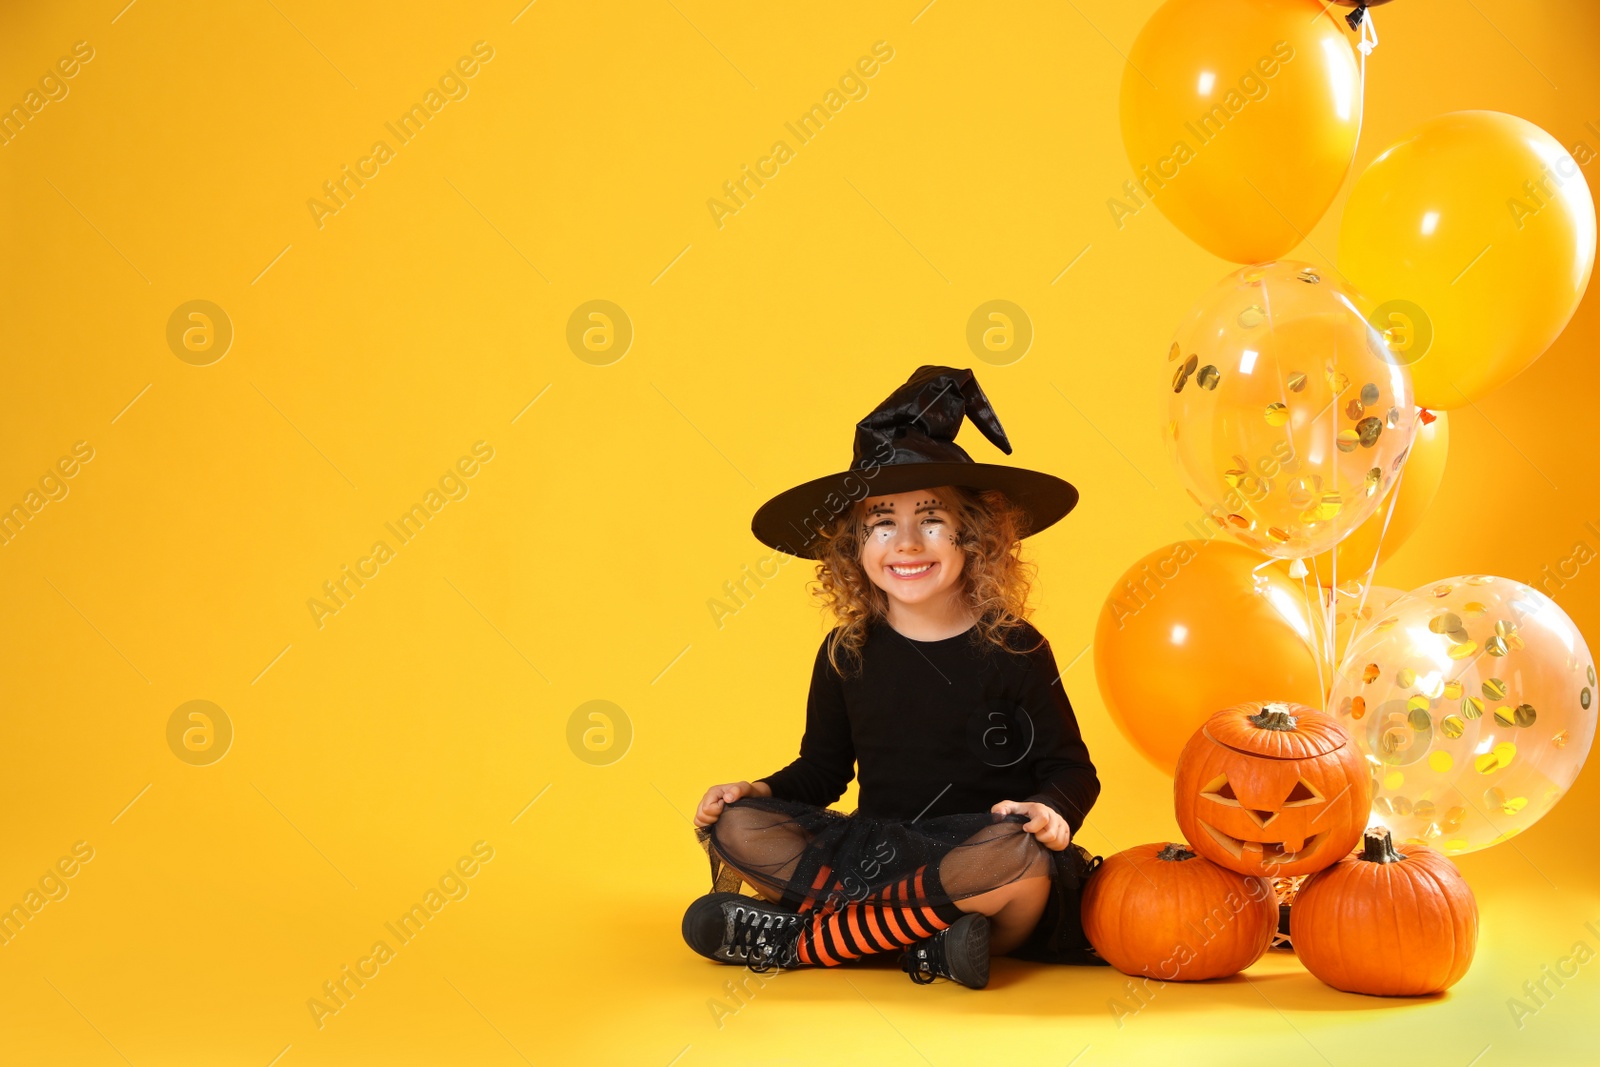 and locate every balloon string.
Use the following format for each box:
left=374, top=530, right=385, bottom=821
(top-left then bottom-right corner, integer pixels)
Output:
left=1352, top=9, right=1377, bottom=150
left=1297, top=562, right=1328, bottom=703
left=1358, top=9, right=1380, bottom=58
left=1283, top=555, right=1328, bottom=699
left=1337, top=410, right=1425, bottom=672
left=1309, top=550, right=1332, bottom=693
left=1329, top=348, right=1338, bottom=680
